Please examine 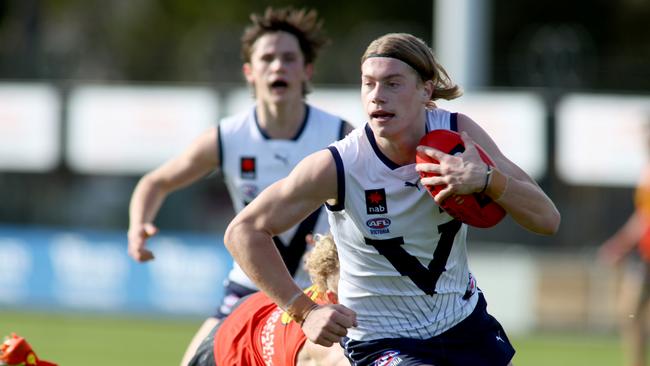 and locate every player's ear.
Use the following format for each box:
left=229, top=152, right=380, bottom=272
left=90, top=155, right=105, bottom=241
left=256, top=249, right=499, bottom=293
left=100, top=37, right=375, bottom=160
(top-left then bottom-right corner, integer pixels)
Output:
left=421, top=79, right=434, bottom=102
left=326, top=290, right=338, bottom=304
left=304, top=63, right=314, bottom=80
left=243, top=63, right=254, bottom=84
